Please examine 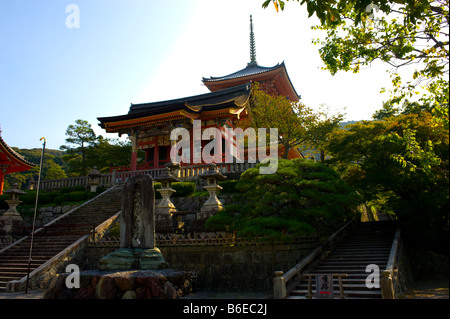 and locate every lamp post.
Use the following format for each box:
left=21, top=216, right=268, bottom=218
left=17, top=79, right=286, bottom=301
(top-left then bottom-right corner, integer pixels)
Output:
left=25, top=137, right=45, bottom=294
